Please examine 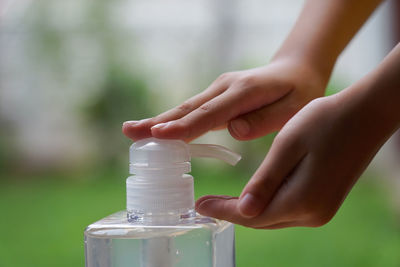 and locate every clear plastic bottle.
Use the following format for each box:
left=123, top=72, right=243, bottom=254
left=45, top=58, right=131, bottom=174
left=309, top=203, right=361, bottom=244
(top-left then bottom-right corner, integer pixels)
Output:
left=84, top=138, right=241, bottom=267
